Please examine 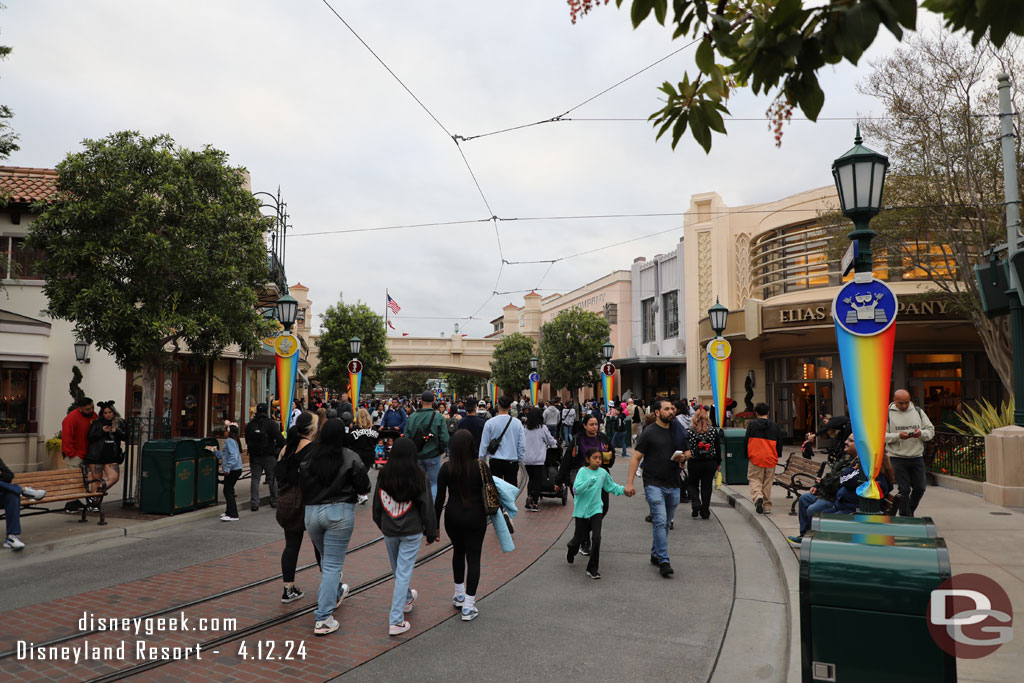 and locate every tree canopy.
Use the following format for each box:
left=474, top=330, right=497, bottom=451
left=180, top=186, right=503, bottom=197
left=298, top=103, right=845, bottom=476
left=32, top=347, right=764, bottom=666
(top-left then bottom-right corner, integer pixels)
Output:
left=443, top=372, right=481, bottom=400
left=490, top=333, right=536, bottom=396
left=0, top=7, right=17, bottom=161
left=569, top=0, right=1024, bottom=152
left=537, top=309, right=612, bottom=394
left=385, top=370, right=432, bottom=397
left=316, top=296, right=391, bottom=395
left=29, top=131, right=273, bottom=415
